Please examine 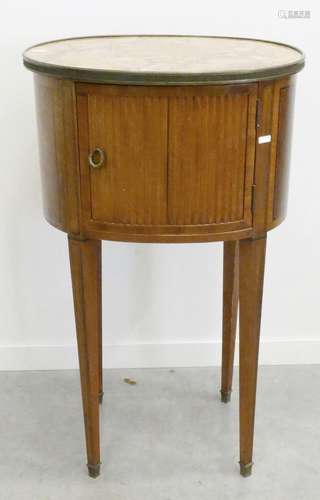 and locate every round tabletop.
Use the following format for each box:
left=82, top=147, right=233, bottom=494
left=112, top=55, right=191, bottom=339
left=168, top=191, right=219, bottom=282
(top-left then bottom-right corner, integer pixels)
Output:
left=23, top=35, right=304, bottom=86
